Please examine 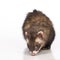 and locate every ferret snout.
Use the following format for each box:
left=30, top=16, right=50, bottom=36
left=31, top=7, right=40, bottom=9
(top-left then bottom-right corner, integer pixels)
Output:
left=30, top=51, right=39, bottom=56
